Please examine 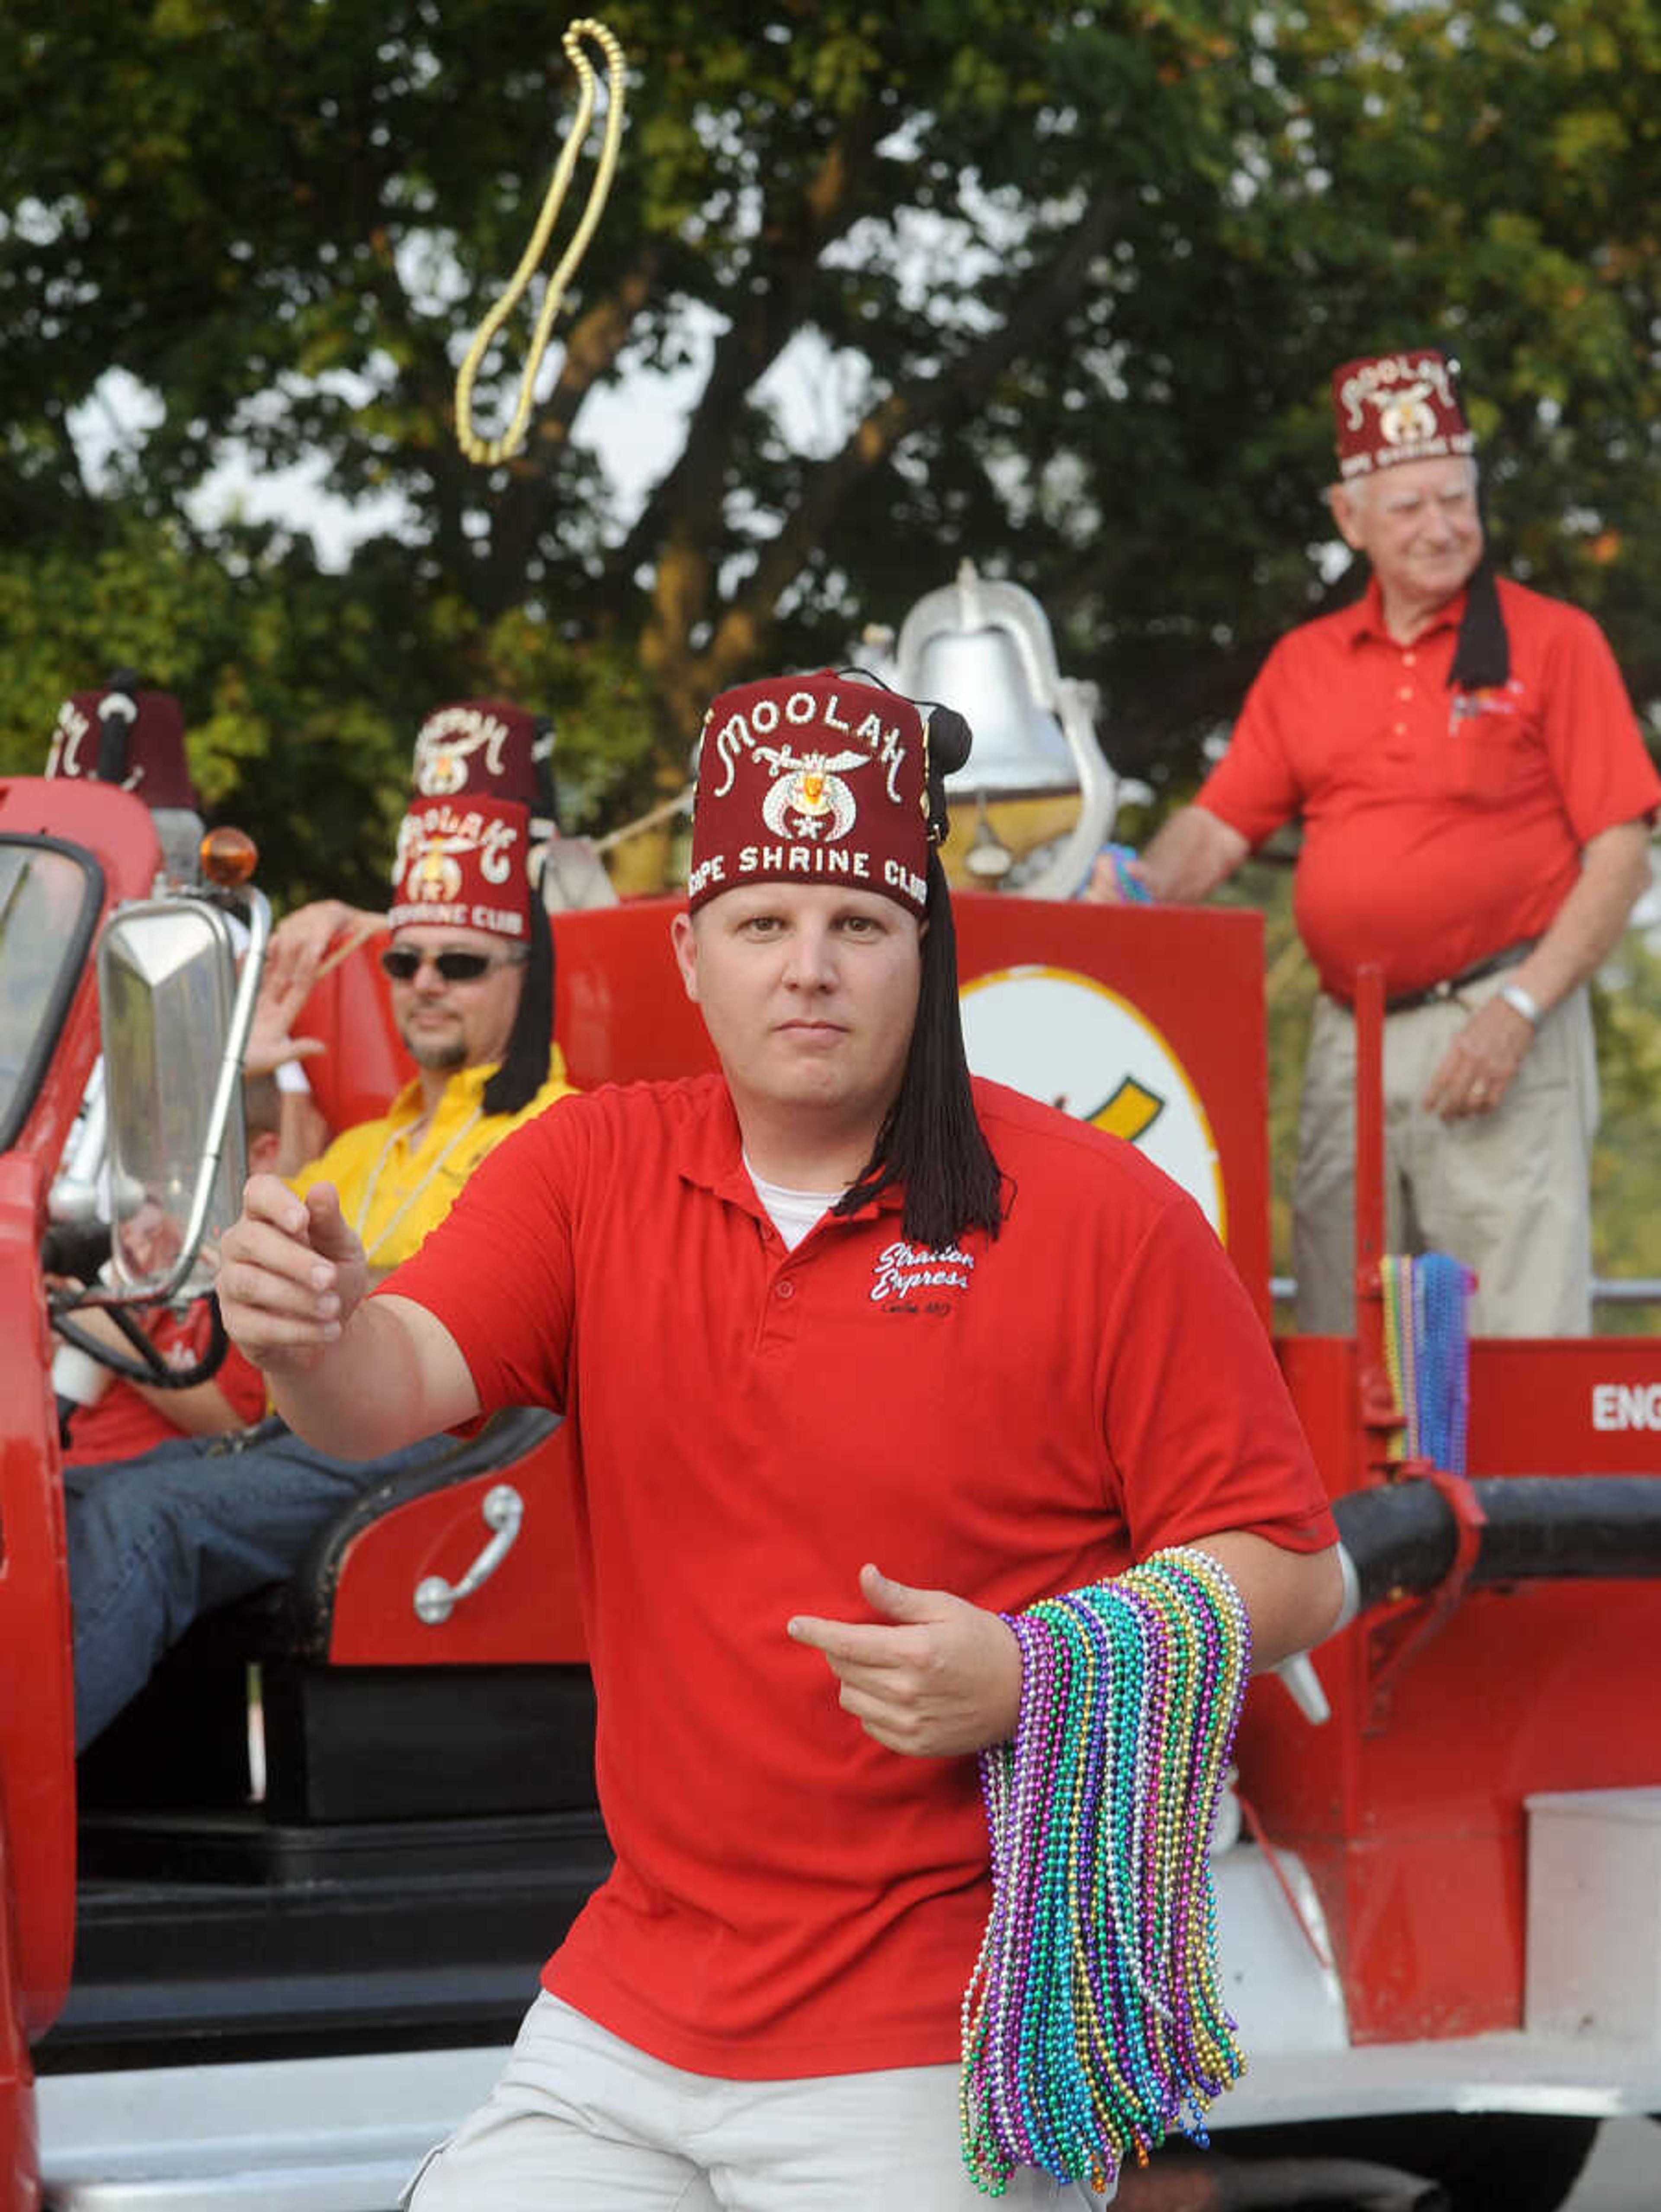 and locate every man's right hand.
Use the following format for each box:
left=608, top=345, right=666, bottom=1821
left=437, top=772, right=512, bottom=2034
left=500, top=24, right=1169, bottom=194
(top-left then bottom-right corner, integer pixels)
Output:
left=243, top=964, right=329, bottom=1080
left=217, top=1177, right=369, bottom=1372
